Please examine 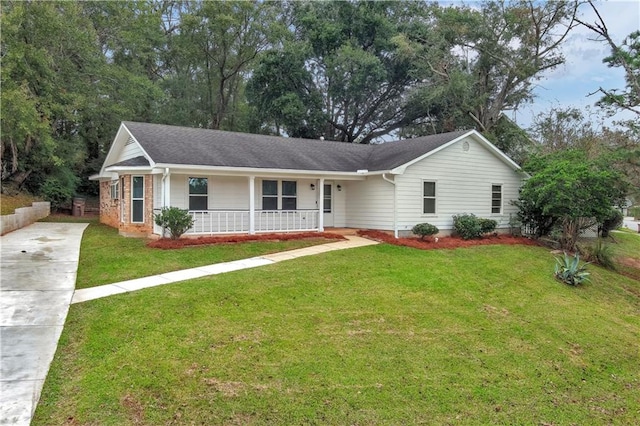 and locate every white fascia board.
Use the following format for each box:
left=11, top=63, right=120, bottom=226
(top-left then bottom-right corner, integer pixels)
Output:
left=390, top=130, right=522, bottom=174
left=104, top=166, right=154, bottom=174
left=89, top=172, right=119, bottom=181
left=151, top=163, right=368, bottom=180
